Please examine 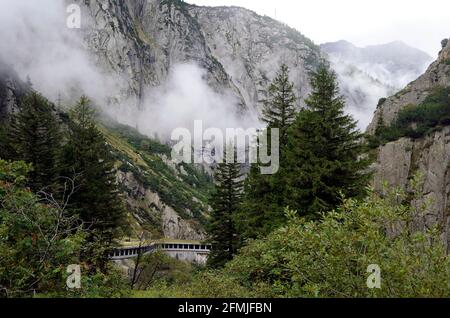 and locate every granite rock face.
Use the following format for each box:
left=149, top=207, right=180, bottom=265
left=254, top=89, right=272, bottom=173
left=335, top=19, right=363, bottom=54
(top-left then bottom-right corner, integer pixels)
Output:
left=188, top=5, right=322, bottom=109
left=0, top=62, right=29, bottom=121
left=79, top=0, right=322, bottom=112
left=369, top=39, right=450, bottom=250
left=73, top=0, right=323, bottom=240
left=373, top=128, right=450, bottom=250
